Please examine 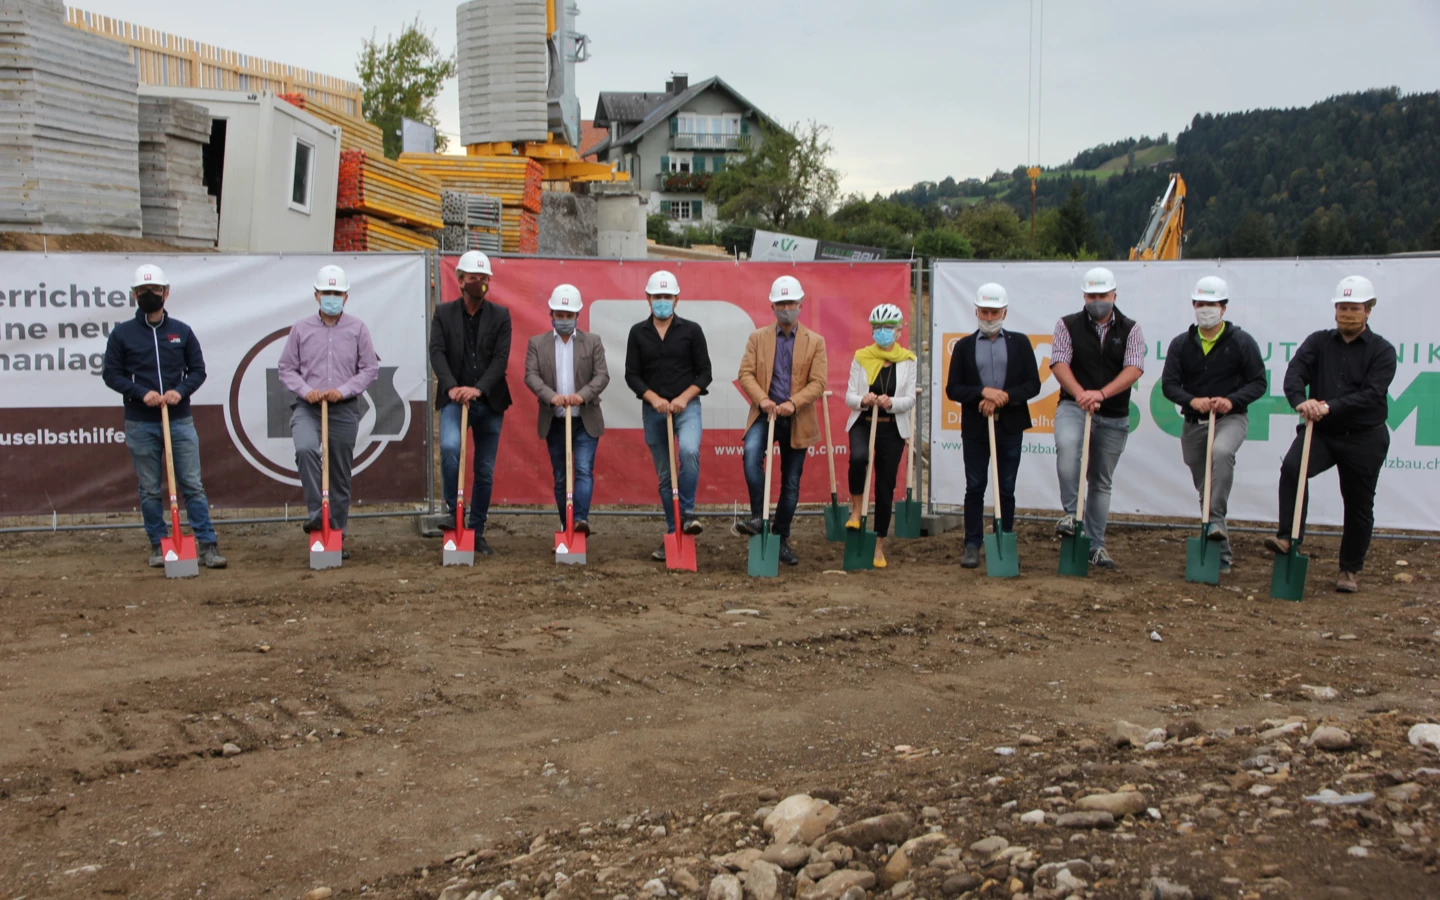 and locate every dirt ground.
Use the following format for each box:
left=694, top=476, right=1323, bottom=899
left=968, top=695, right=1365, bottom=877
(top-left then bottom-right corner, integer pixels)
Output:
left=2, top=513, right=1439, bottom=900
